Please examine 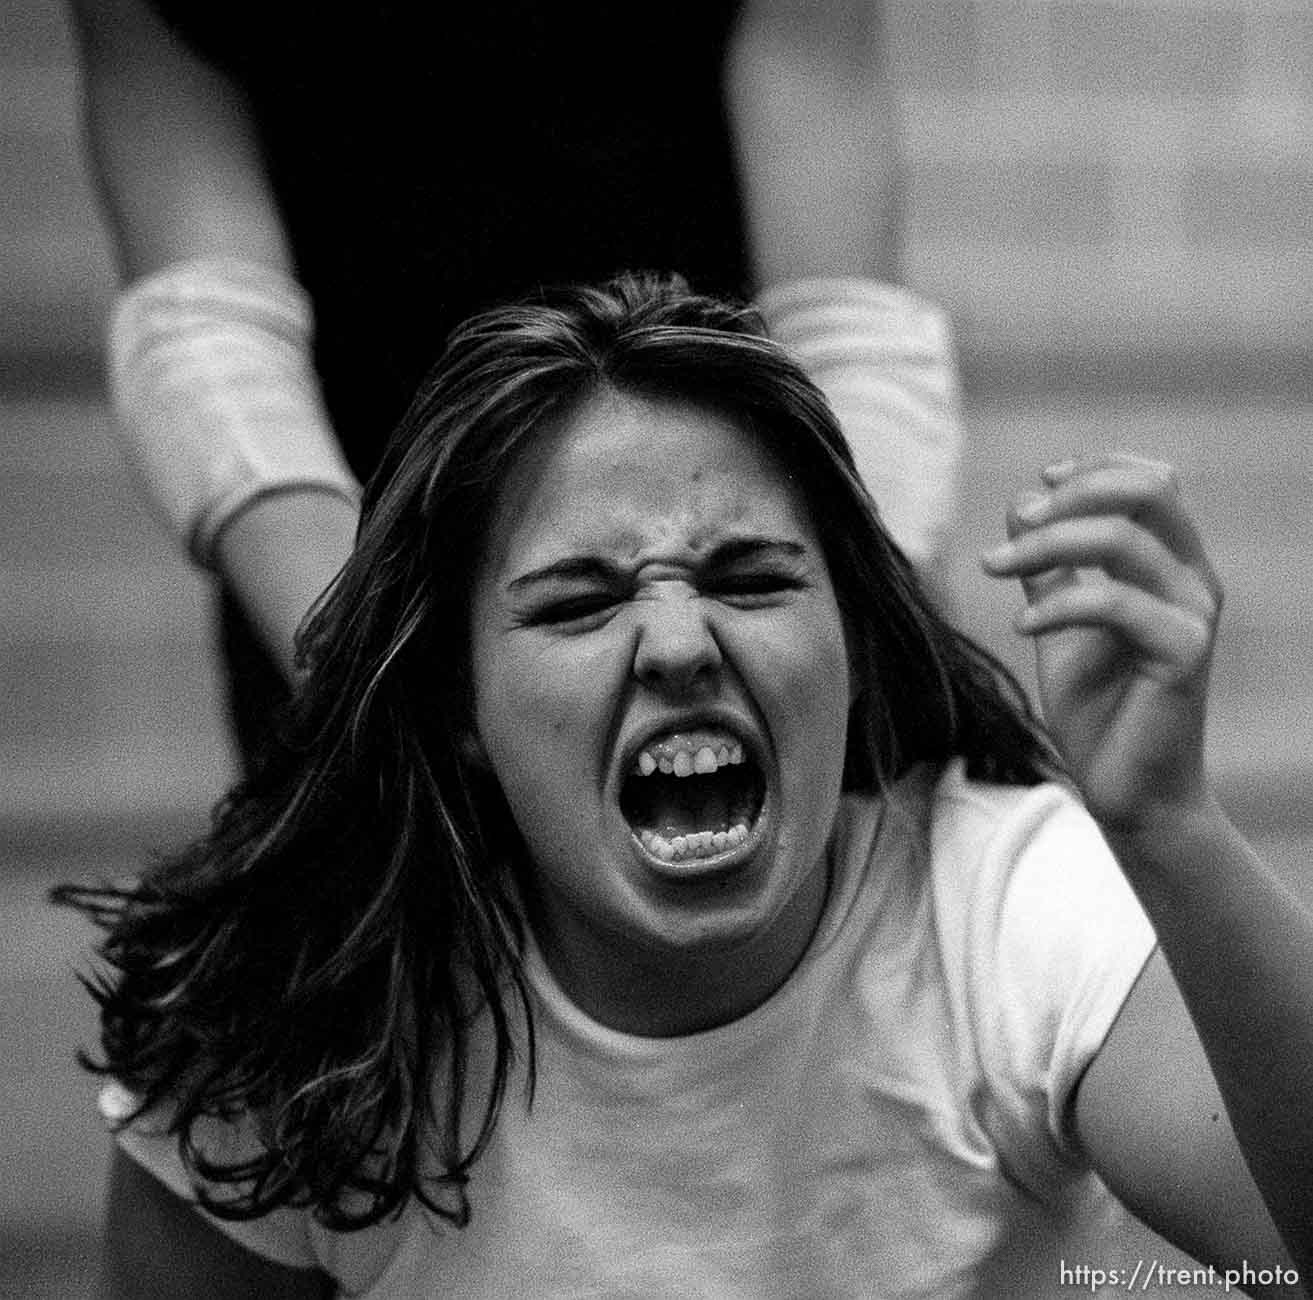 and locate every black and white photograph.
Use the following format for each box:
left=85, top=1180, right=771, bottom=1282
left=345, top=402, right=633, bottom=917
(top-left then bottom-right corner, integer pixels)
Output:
left=1, top=1, right=1310, bottom=1296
